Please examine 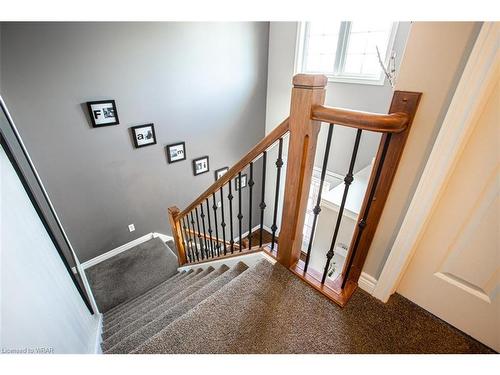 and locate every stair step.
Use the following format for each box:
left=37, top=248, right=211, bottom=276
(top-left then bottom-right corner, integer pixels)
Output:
left=102, top=264, right=230, bottom=351
left=103, top=268, right=201, bottom=328
left=103, top=267, right=210, bottom=338
left=132, top=259, right=309, bottom=353
left=103, top=269, right=190, bottom=321
left=106, top=262, right=248, bottom=354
